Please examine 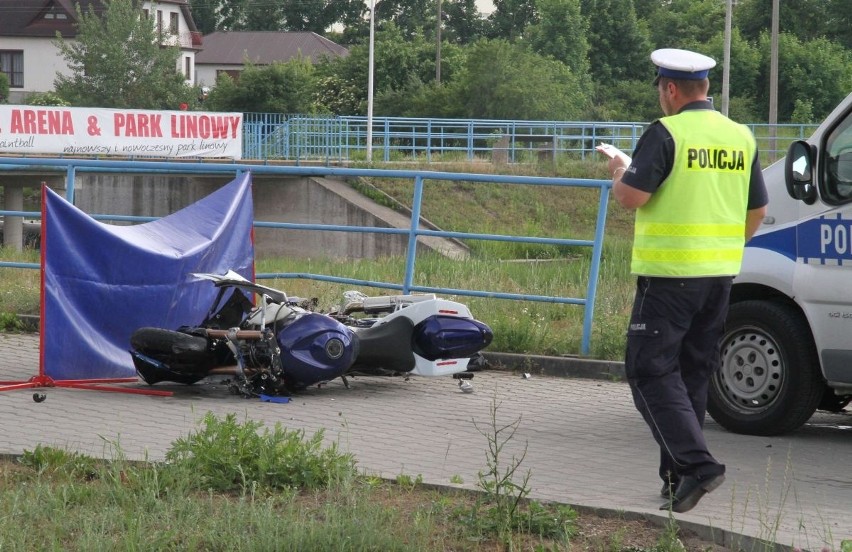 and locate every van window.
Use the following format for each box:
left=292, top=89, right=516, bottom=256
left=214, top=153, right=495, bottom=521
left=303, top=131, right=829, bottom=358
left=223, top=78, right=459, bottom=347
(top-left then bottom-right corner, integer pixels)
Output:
left=822, top=110, right=852, bottom=204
